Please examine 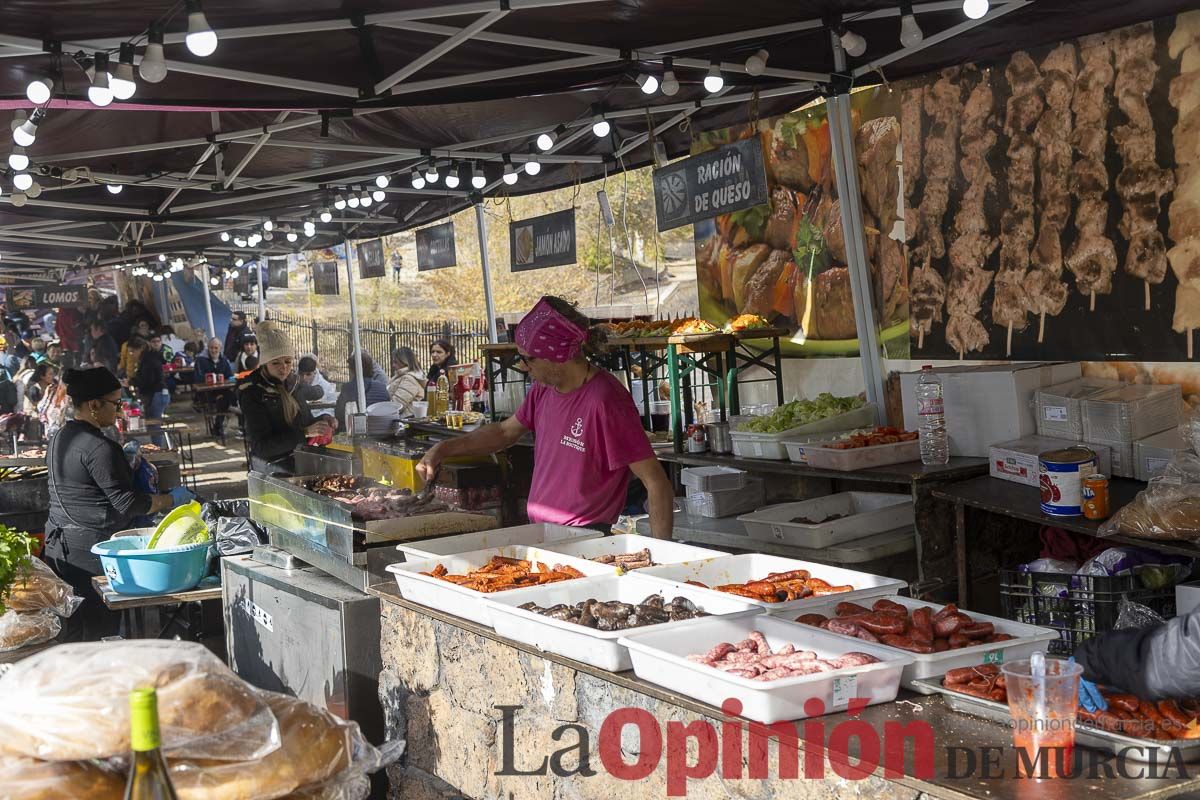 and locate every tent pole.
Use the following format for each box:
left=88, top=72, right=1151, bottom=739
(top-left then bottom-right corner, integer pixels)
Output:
left=827, top=33, right=886, bottom=426
left=200, top=265, right=217, bottom=345
left=344, top=239, right=368, bottom=415
left=255, top=261, right=266, bottom=322
left=474, top=203, right=498, bottom=343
